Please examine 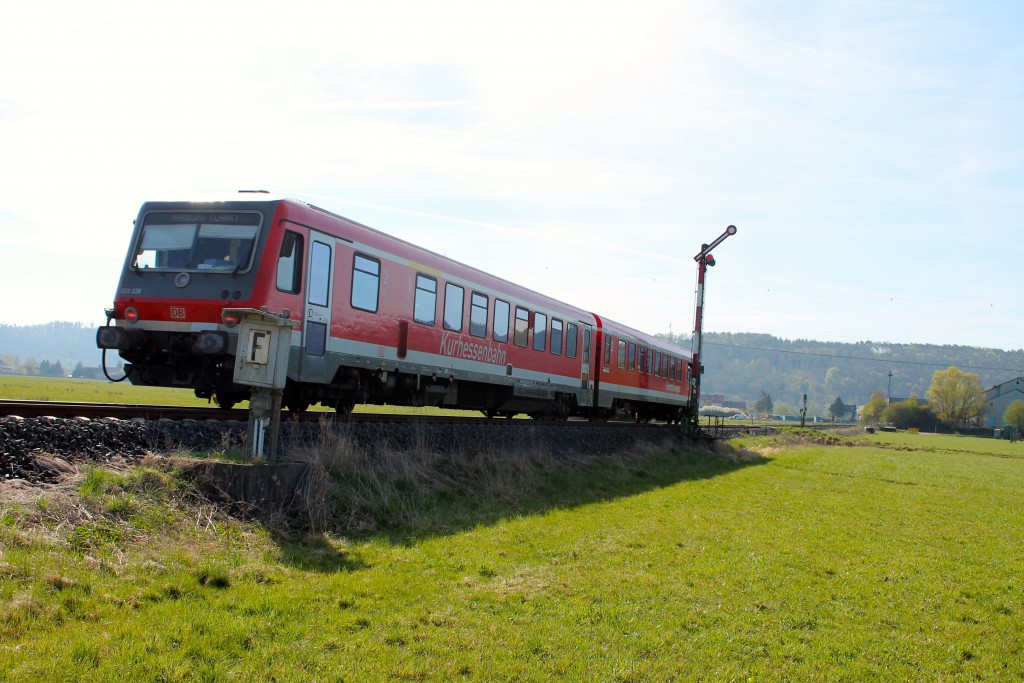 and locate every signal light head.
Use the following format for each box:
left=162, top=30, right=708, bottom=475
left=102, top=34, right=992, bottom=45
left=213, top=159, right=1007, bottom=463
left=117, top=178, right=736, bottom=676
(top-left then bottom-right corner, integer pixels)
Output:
left=705, top=254, right=716, bottom=267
